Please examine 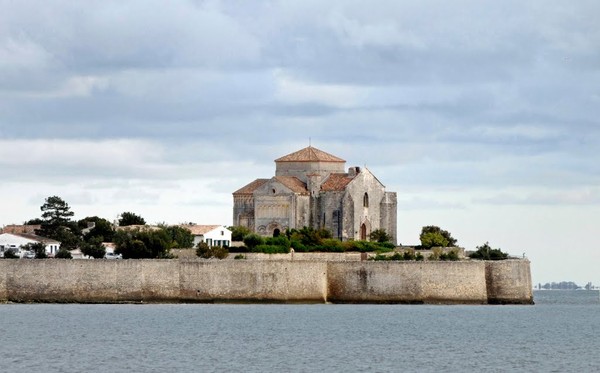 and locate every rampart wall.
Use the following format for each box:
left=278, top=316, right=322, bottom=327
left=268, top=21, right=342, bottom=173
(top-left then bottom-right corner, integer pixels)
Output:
left=0, top=259, right=533, bottom=304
